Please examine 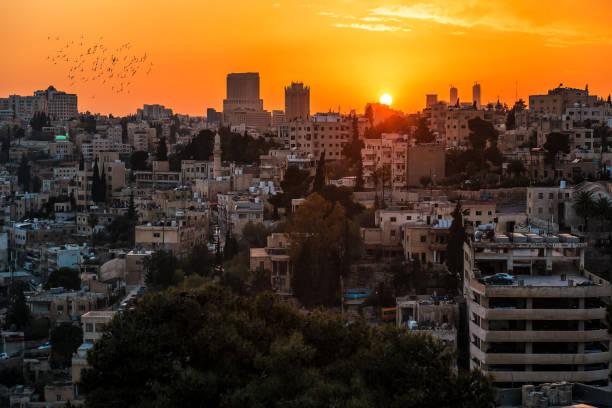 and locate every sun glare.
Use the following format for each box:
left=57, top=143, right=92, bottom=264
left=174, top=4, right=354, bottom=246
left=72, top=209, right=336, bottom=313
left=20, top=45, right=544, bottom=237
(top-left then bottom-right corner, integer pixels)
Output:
left=380, top=93, right=392, bottom=105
